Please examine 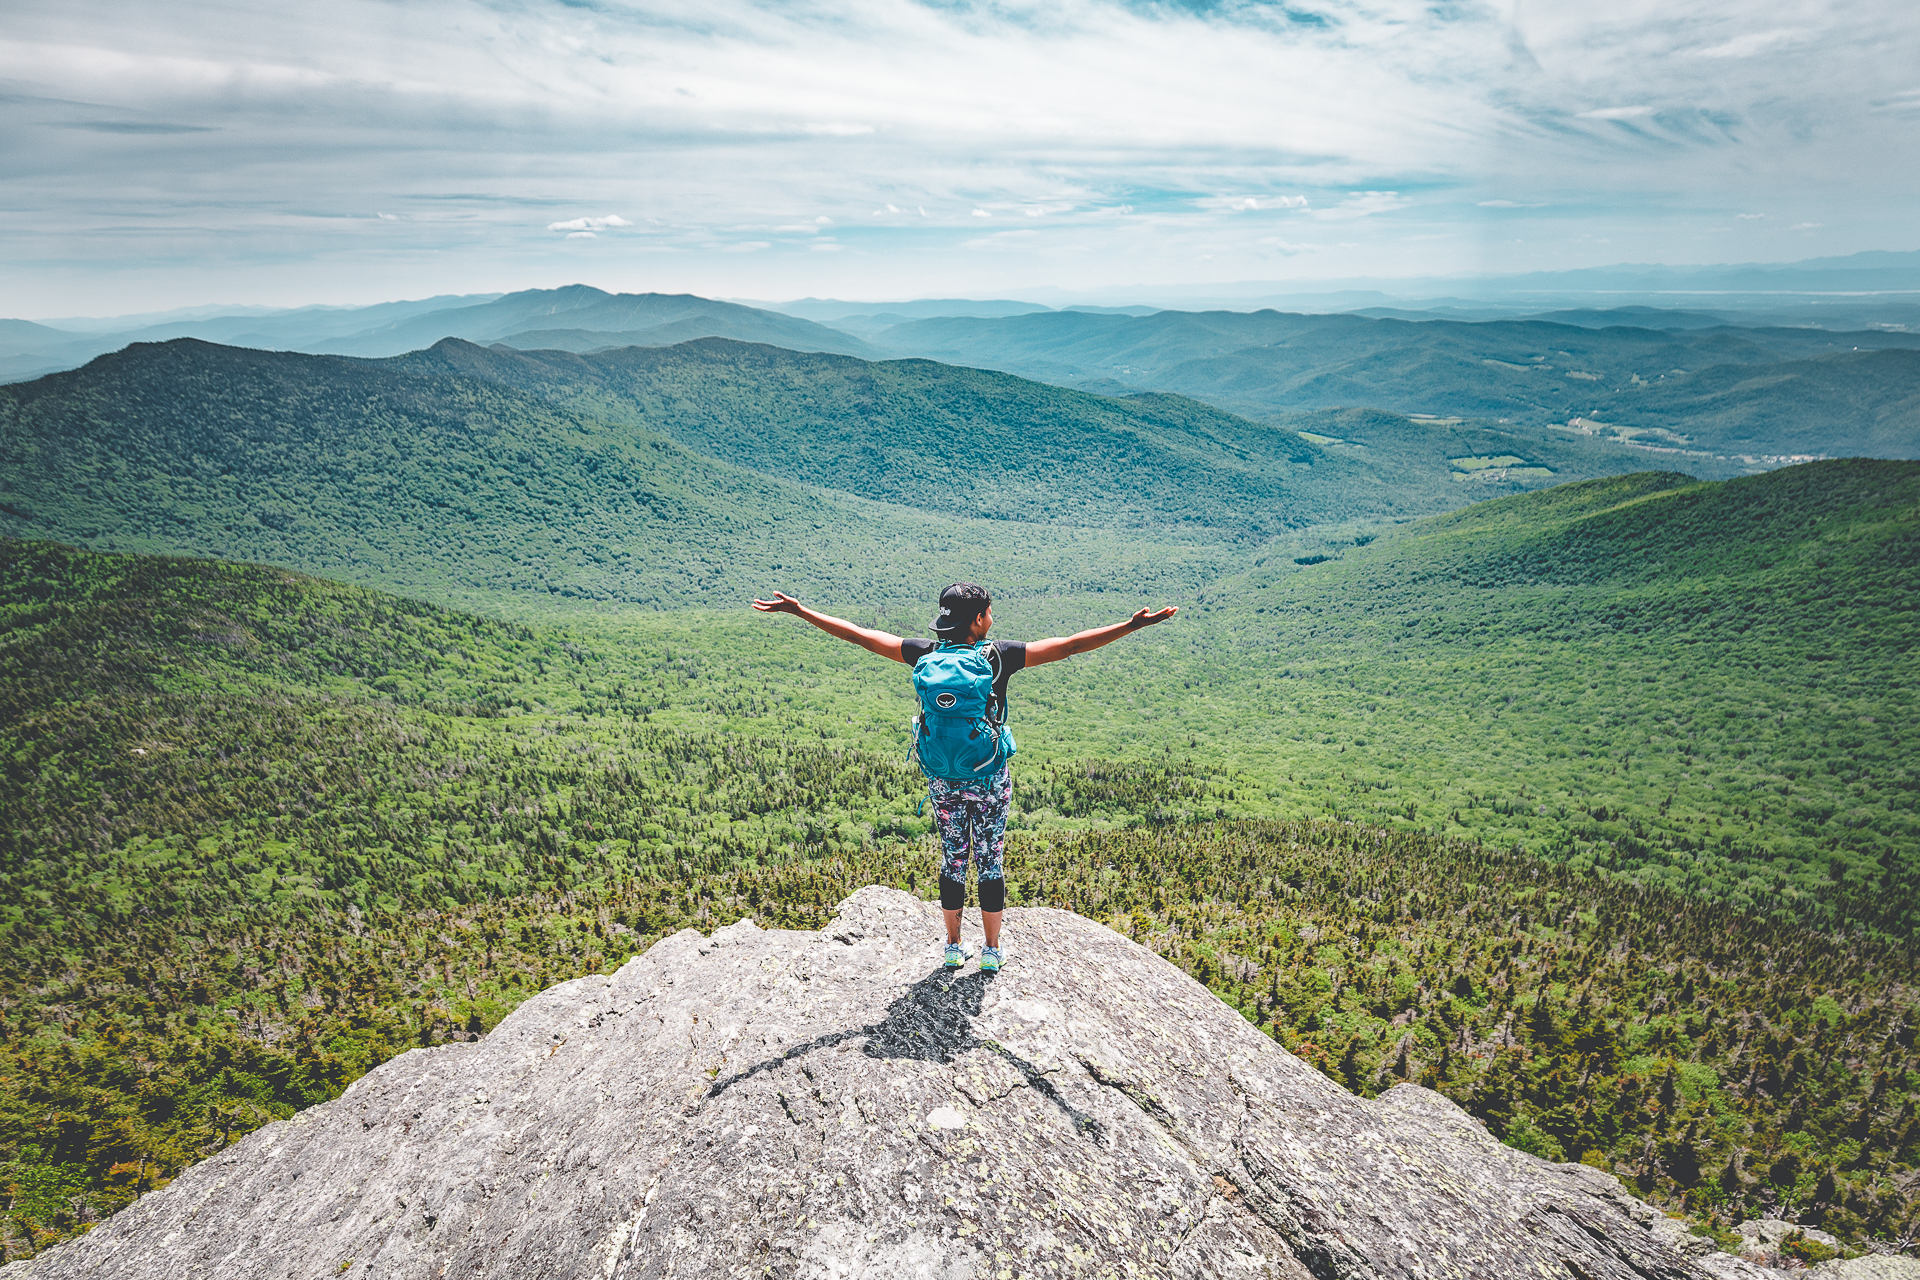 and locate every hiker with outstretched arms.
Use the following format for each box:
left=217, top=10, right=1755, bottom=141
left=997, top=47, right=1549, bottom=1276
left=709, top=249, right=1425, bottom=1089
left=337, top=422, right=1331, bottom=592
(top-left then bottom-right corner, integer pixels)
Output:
left=752, top=583, right=1177, bottom=973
